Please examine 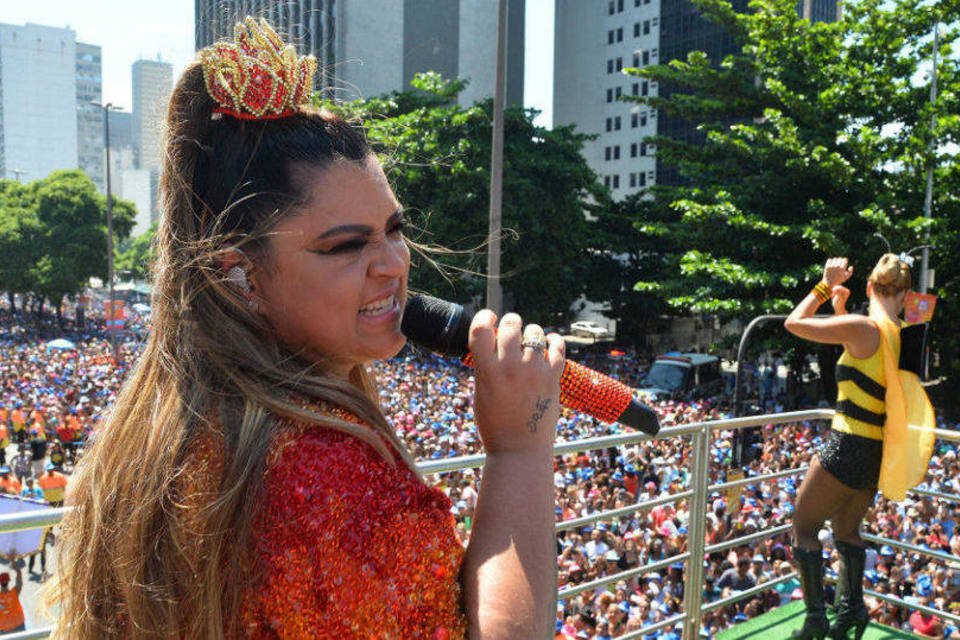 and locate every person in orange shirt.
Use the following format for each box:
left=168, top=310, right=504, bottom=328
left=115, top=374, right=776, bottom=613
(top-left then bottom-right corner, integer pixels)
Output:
left=0, top=558, right=24, bottom=633
left=57, top=411, right=79, bottom=463
left=9, top=408, right=25, bottom=445
left=0, top=468, right=21, bottom=496
left=37, top=463, right=67, bottom=507
left=28, top=406, right=44, bottom=429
